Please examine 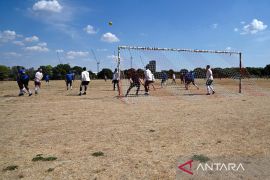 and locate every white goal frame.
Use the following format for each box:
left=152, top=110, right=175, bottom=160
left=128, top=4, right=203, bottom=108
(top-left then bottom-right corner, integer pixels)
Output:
left=117, top=45, right=243, bottom=94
